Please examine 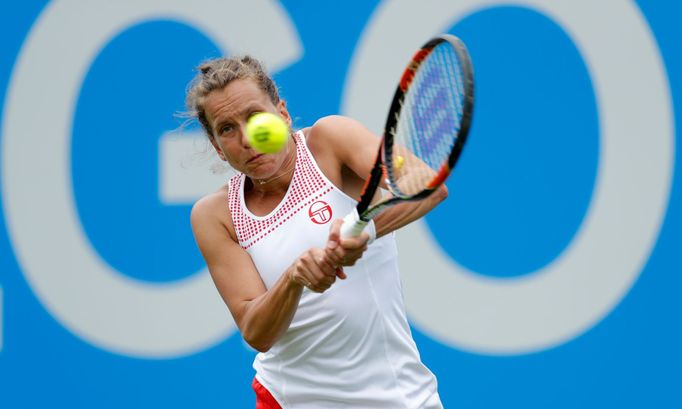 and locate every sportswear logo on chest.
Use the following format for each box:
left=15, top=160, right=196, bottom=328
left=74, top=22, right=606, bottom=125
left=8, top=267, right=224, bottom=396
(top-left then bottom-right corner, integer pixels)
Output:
left=308, top=201, right=332, bottom=224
